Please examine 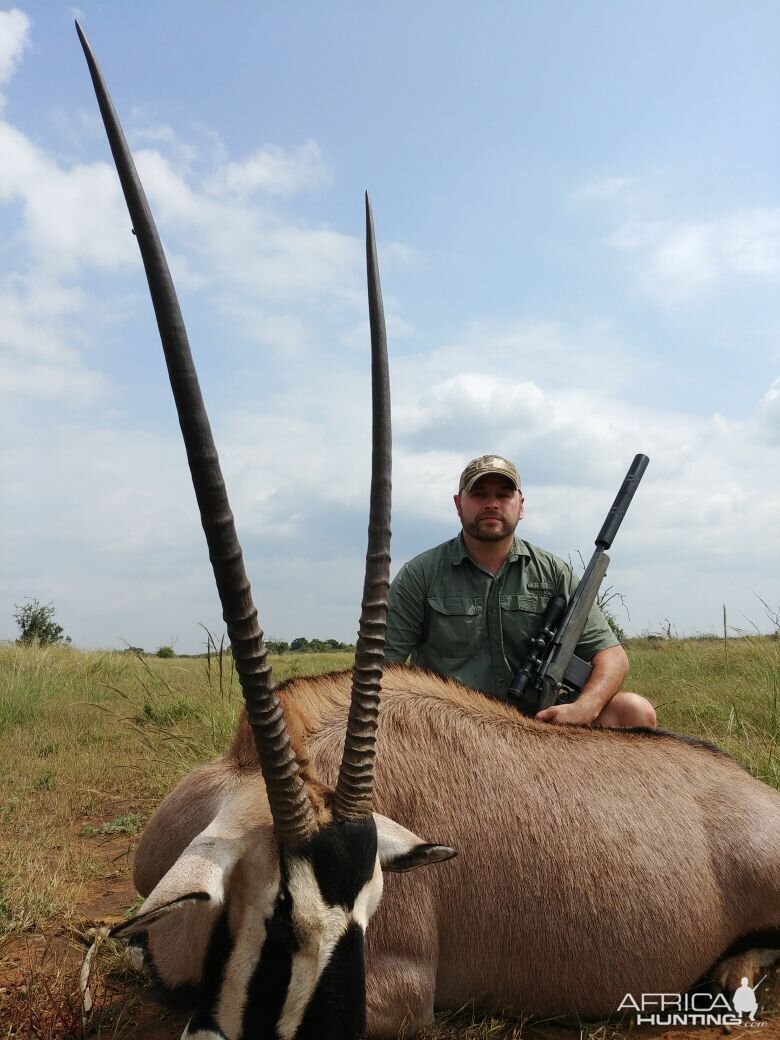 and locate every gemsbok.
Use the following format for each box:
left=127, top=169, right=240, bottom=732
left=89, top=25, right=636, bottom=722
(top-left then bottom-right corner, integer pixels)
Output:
left=76, top=23, right=780, bottom=1040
